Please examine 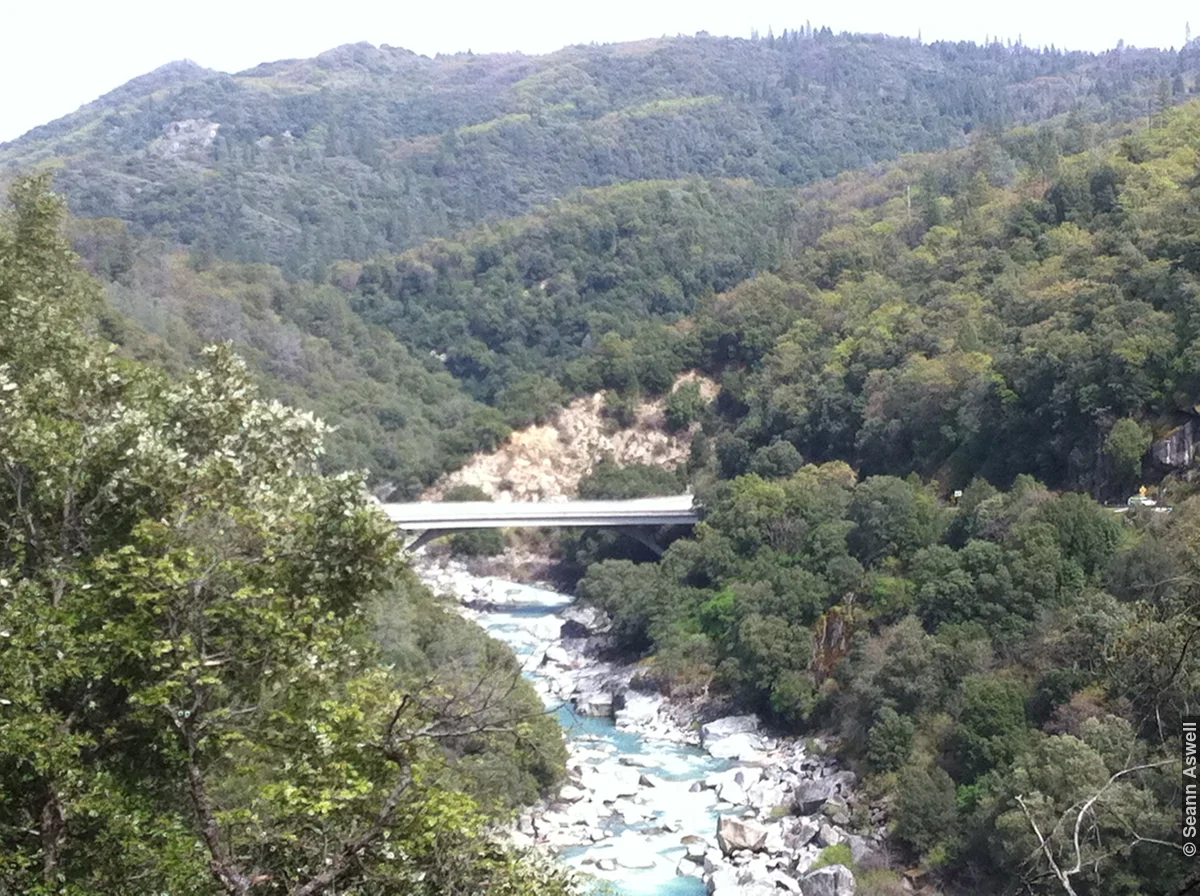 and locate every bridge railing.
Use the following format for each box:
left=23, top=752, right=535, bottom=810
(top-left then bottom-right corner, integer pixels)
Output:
left=381, top=495, right=700, bottom=530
